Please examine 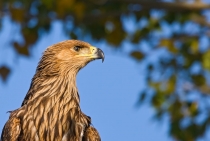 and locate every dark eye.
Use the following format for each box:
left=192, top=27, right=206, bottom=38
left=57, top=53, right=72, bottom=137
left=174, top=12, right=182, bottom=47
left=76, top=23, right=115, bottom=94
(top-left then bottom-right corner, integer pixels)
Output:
left=74, top=46, right=81, bottom=52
